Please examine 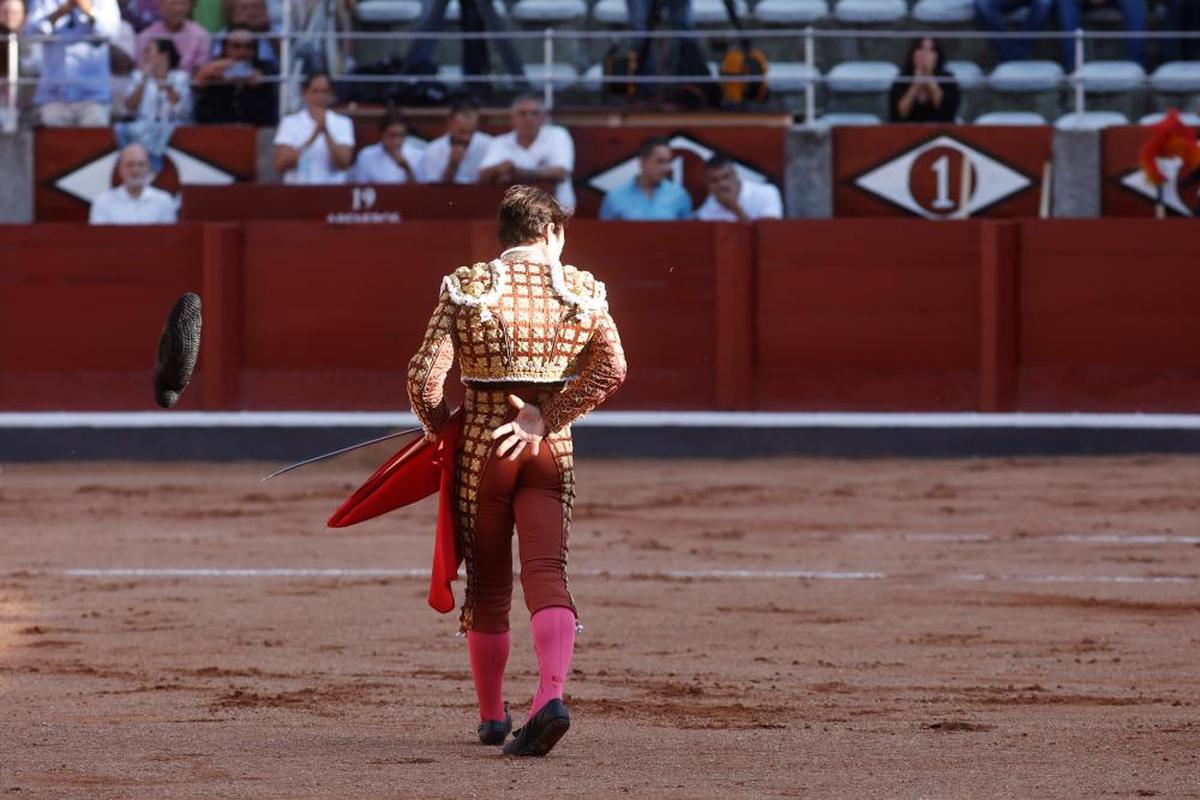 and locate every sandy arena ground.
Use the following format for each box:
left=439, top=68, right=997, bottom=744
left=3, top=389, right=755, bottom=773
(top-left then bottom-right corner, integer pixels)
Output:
left=2, top=454, right=1199, bottom=799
